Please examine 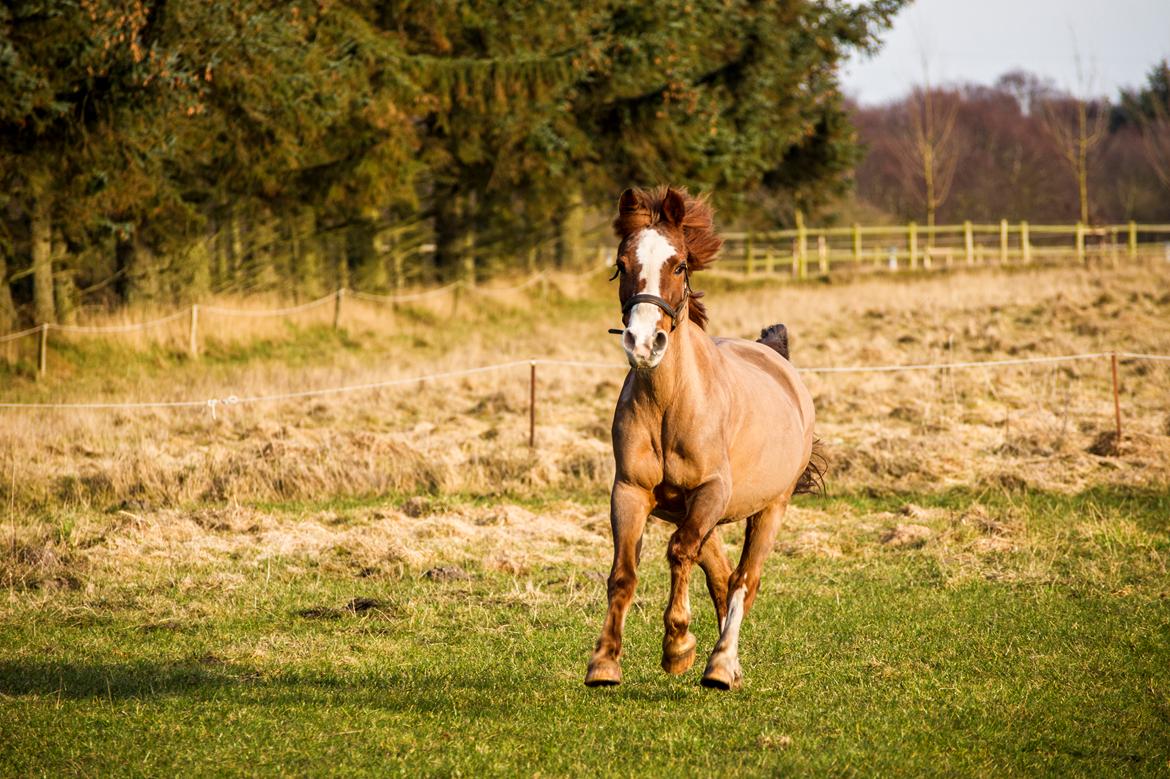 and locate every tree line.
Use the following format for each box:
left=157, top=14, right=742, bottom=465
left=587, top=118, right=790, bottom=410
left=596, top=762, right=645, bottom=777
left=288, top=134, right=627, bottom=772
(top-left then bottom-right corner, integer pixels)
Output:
left=852, top=62, right=1170, bottom=229
left=0, top=0, right=901, bottom=330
